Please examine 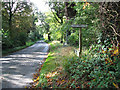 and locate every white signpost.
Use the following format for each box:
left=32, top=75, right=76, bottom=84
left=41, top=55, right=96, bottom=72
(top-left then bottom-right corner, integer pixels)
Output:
left=71, top=24, right=88, bottom=57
